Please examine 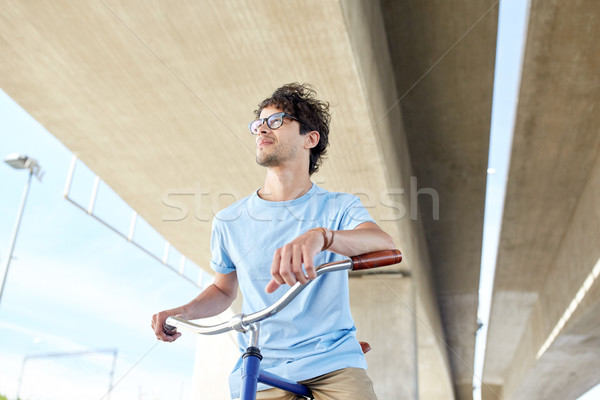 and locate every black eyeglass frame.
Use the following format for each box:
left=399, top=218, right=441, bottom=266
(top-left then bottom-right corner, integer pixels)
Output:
left=248, top=112, right=313, bottom=135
